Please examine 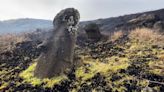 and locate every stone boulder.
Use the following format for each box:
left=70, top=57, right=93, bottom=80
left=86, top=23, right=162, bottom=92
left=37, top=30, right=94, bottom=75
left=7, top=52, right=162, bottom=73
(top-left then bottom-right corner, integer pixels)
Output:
left=153, top=21, right=164, bottom=32
left=85, top=23, right=102, bottom=41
